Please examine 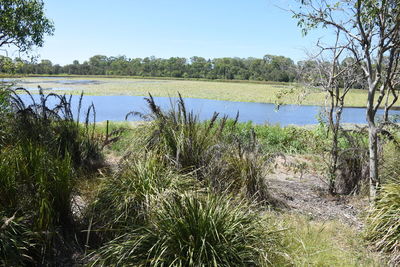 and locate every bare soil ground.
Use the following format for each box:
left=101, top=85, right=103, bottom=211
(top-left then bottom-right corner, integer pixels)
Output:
left=267, top=155, right=368, bottom=229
